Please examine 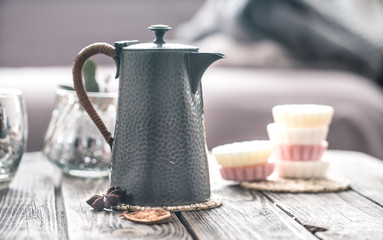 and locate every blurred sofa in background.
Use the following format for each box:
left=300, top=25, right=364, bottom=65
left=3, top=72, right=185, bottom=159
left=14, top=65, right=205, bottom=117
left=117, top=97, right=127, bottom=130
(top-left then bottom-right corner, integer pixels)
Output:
left=1, top=0, right=383, bottom=159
